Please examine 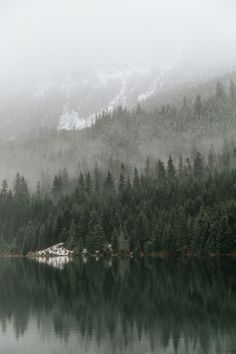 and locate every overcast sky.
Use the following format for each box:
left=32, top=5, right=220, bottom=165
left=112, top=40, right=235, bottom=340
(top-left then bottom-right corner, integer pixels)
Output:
left=0, top=0, right=236, bottom=84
